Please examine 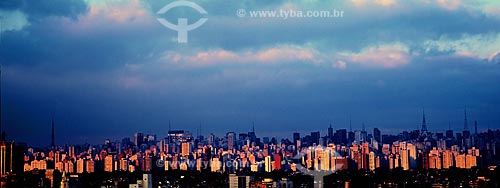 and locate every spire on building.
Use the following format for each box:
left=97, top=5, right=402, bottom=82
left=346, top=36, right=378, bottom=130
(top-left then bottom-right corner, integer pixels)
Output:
left=198, top=123, right=201, bottom=138
left=51, top=116, right=55, bottom=148
left=421, top=109, right=428, bottom=136
left=362, top=123, right=365, bottom=131
left=252, top=121, right=255, bottom=133
left=464, top=108, right=469, bottom=130
left=349, top=117, right=352, bottom=132
left=474, top=120, right=478, bottom=135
